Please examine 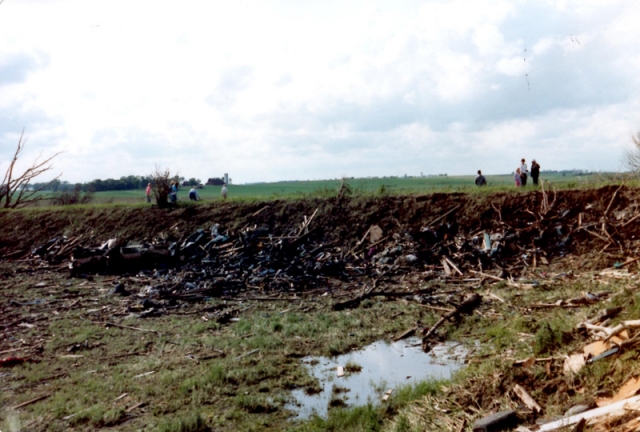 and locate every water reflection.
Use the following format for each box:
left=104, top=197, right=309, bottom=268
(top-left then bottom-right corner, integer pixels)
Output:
left=287, top=337, right=467, bottom=419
